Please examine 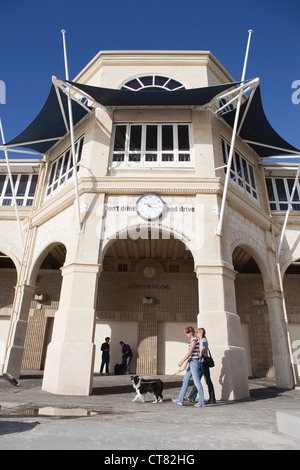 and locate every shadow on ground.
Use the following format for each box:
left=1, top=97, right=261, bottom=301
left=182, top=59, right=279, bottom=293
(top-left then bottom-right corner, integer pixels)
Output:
left=0, top=421, right=40, bottom=436
left=92, top=380, right=183, bottom=396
